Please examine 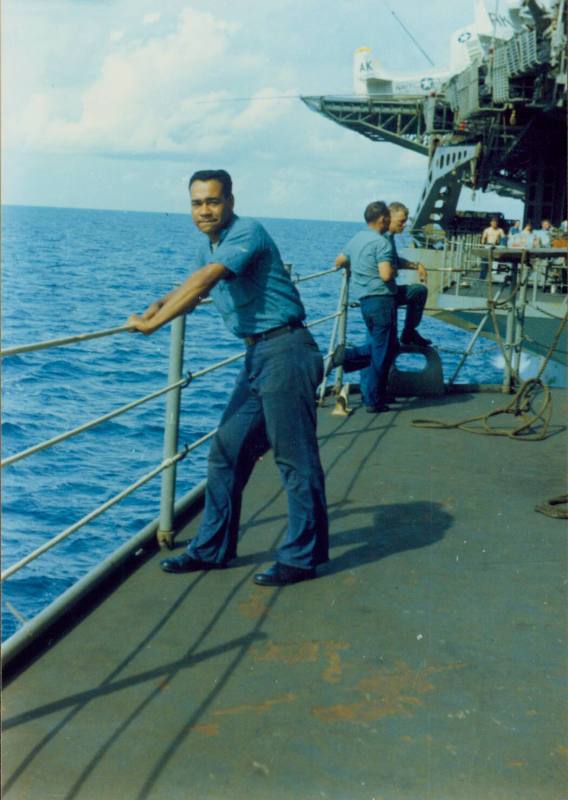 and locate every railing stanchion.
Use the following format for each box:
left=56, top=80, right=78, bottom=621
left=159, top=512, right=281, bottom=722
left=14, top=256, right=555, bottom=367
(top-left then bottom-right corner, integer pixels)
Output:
left=318, top=269, right=349, bottom=406
left=447, top=284, right=506, bottom=385
left=502, top=263, right=518, bottom=393
left=158, top=315, right=186, bottom=546
left=333, top=268, right=350, bottom=395
left=513, top=255, right=529, bottom=379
